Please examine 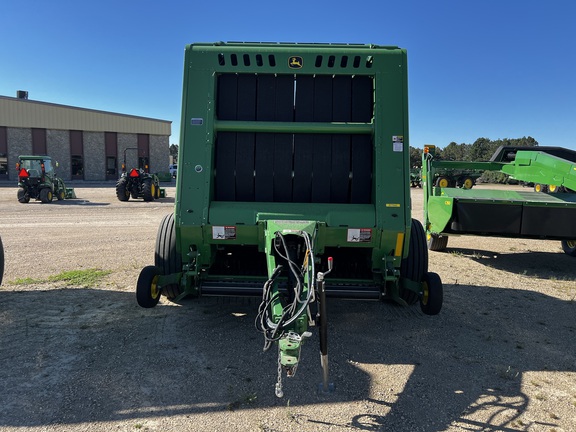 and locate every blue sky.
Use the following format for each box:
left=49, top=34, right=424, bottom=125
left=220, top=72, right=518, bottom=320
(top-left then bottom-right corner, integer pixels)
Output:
left=1, top=0, right=575, bottom=151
